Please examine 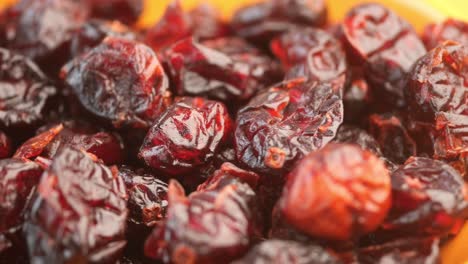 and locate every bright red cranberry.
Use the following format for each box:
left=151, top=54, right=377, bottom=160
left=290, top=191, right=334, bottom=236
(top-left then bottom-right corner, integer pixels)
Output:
left=24, top=147, right=128, bottom=263
left=279, top=143, right=391, bottom=240
left=85, top=0, right=143, bottom=25
left=61, top=37, right=171, bottom=129
left=139, top=97, right=232, bottom=176
left=423, top=19, right=468, bottom=50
